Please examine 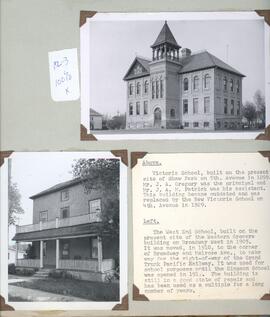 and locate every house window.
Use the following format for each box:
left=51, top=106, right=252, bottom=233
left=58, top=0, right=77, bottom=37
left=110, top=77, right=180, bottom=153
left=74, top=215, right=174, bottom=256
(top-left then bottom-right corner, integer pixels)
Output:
left=223, top=77, right=227, bottom=91
left=193, top=98, right=199, bottom=114
left=204, top=74, right=210, bottom=89
left=144, top=81, right=149, bottom=94
left=184, top=122, right=189, bottom=127
left=61, top=207, right=69, bottom=219
left=237, top=101, right=240, bottom=115
left=231, top=100, right=234, bottom=115
left=61, top=189, right=69, bottom=201
left=193, top=122, right=199, bottom=127
left=183, top=99, right=188, bottom=114
left=152, top=81, right=155, bottom=99
left=170, top=108, right=176, bottom=118
left=204, top=97, right=210, bottom=113
left=156, top=80, right=159, bottom=99
left=43, top=241, right=47, bottom=257
left=89, top=199, right=101, bottom=220
left=224, top=98, right=228, bottom=114
left=91, top=238, right=98, bottom=259
left=39, top=211, right=48, bottom=222
left=204, top=122, right=210, bottom=128
left=136, top=102, right=140, bottom=115
left=230, top=79, right=234, bottom=92
left=143, top=101, right=148, bottom=115
left=160, top=79, right=164, bottom=98
left=129, top=83, right=133, bottom=96
left=193, top=76, right=199, bottom=90
left=183, top=78, right=189, bottom=91
left=236, top=80, right=240, bottom=93
left=62, top=241, right=70, bottom=259
left=136, top=82, right=141, bottom=95
left=129, top=103, right=133, bottom=115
